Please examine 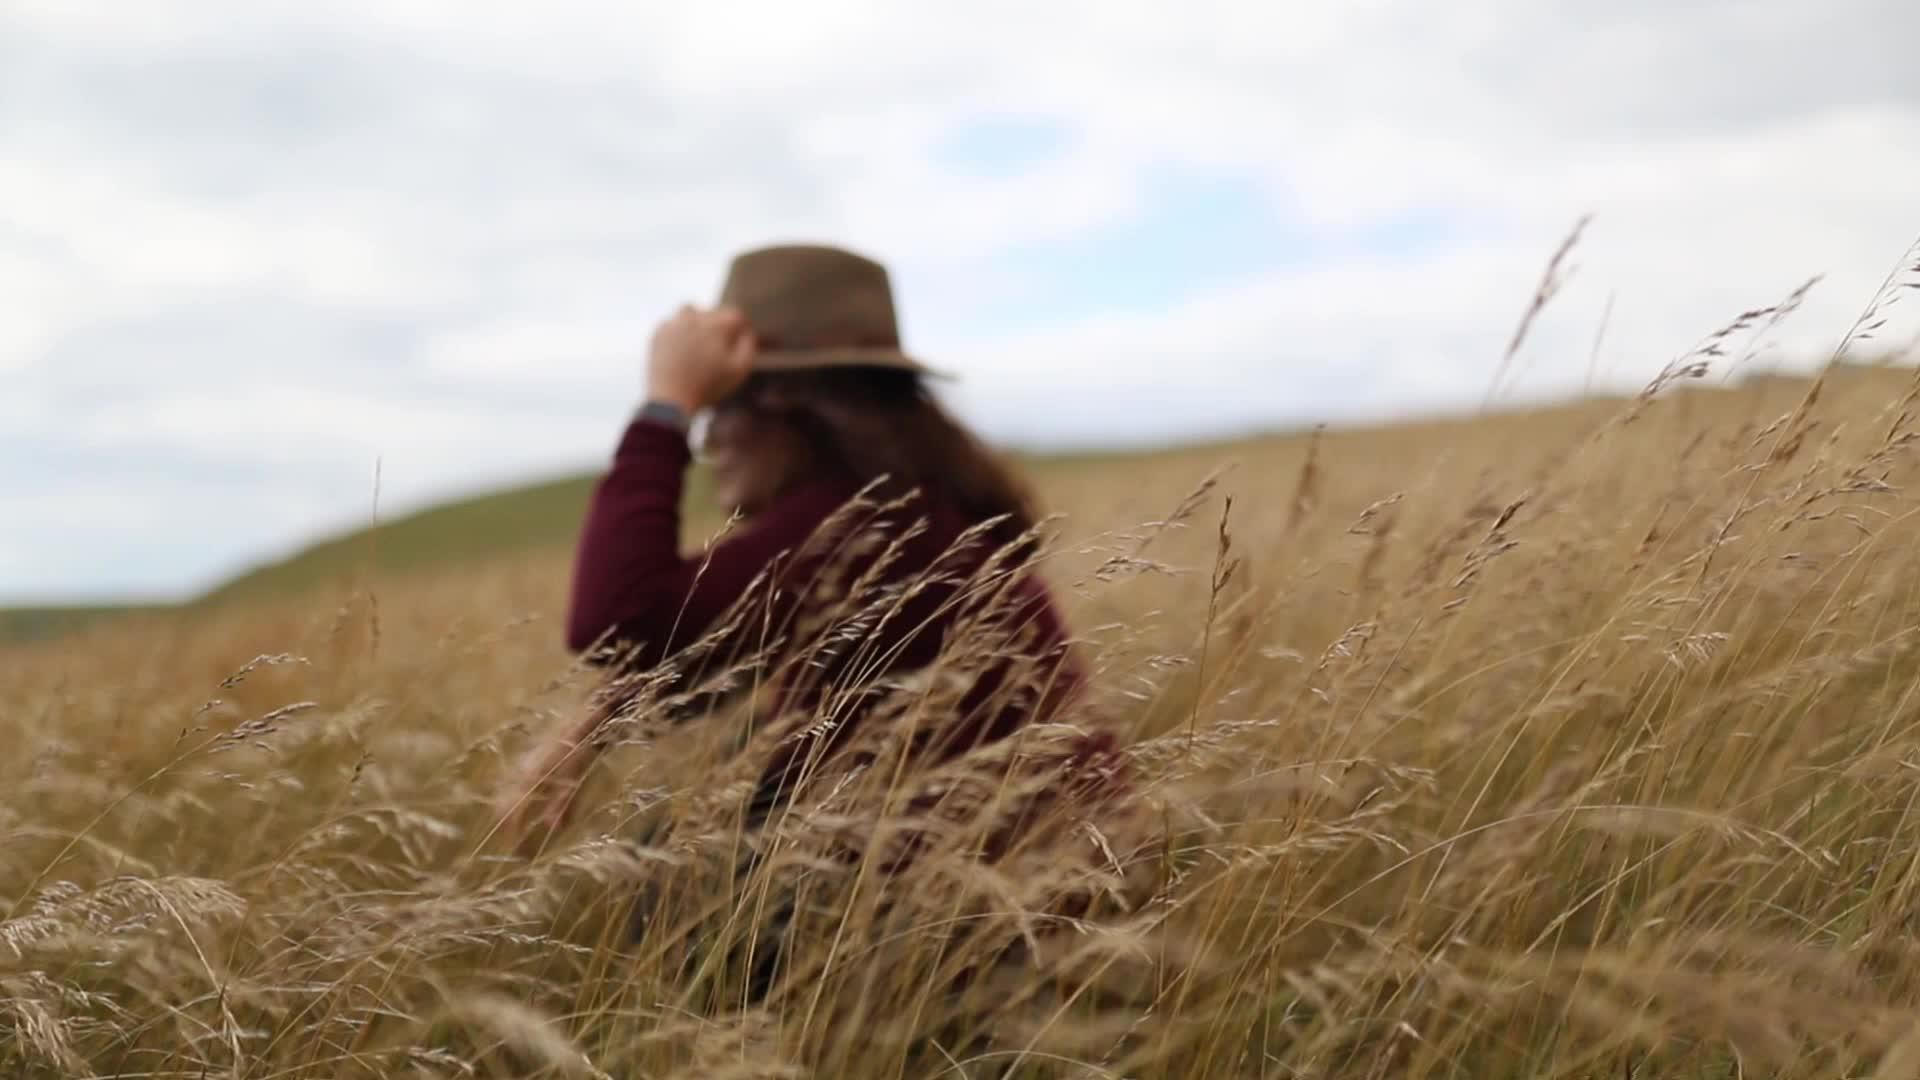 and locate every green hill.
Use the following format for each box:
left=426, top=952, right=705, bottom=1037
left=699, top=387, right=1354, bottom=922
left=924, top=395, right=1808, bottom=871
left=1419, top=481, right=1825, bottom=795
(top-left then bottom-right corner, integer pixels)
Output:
left=0, top=604, right=168, bottom=645
left=0, top=469, right=624, bottom=646
left=196, top=470, right=612, bottom=607
left=191, top=445, right=1153, bottom=608
left=0, top=442, right=1151, bottom=646
left=191, top=440, right=1219, bottom=609
left=6, top=360, right=1901, bottom=648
